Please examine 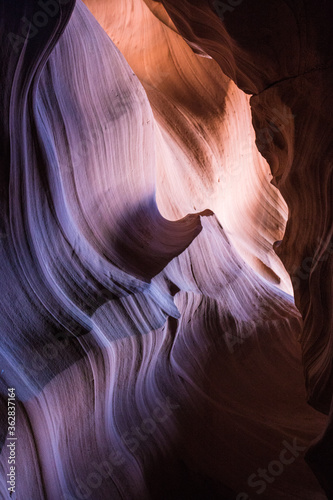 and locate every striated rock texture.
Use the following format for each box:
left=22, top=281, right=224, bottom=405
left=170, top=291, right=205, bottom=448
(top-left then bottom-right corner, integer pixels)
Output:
left=0, top=0, right=332, bottom=499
